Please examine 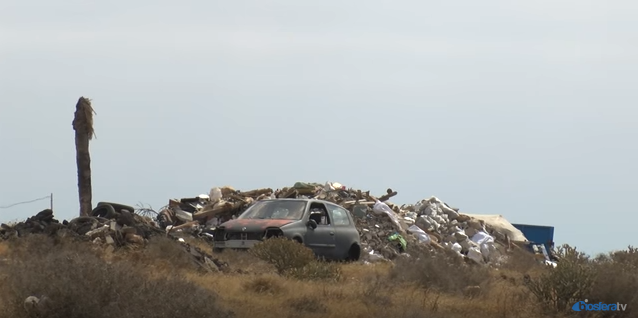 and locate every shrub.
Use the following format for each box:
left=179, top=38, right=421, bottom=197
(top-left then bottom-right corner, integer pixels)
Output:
left=390, top=246, right=491, bottom=294
left=288, top=295, right=328, bottom=313
left=588, top=246, right=638, bottom=317
left=249, top=237, right=315, bottom=275
left=524, top=244, right=595, bottom=312
left=243, top=275, right=285, bottom=295
left=285, top=261, right=342, bottom=282
left=0, top=235, right=232, bottom=318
